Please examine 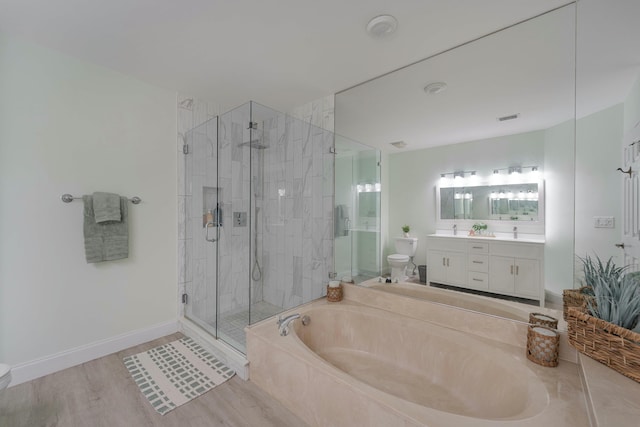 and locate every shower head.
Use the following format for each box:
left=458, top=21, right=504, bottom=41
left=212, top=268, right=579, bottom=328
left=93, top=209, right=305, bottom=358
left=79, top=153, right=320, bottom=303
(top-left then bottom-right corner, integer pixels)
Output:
left=238, top=140, right=268, bottom=150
